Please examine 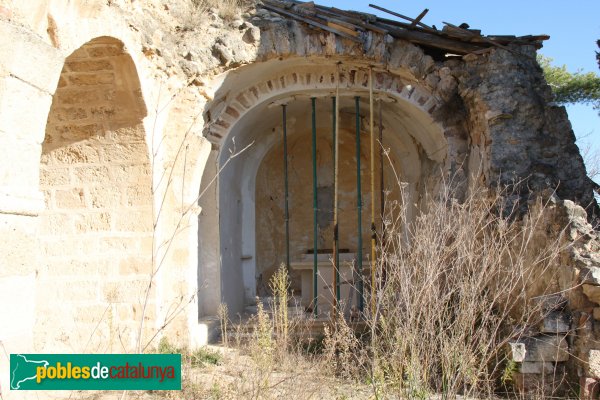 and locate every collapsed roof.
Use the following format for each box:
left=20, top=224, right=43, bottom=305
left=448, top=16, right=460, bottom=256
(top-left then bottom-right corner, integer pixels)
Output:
left=261, top=0, right=549, bottom=57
